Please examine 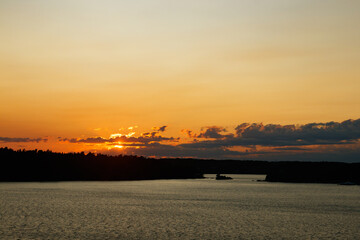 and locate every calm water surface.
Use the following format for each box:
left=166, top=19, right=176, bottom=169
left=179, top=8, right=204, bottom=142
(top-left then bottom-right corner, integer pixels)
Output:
left=1, top=175, right=359, bottom=239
